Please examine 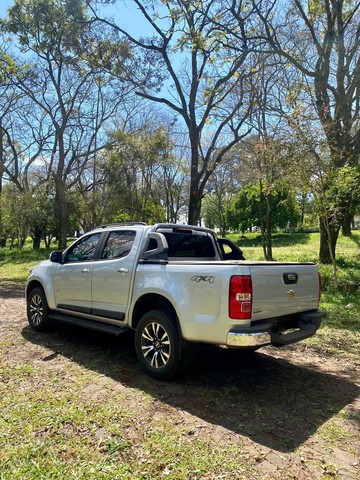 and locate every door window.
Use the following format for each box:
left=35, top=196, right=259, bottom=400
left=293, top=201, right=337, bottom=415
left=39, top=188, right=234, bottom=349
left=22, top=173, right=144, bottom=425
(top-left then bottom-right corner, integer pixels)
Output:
left=65, top=233, right=101, bottom=262
left=101, top=231, right=136, bottom=260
